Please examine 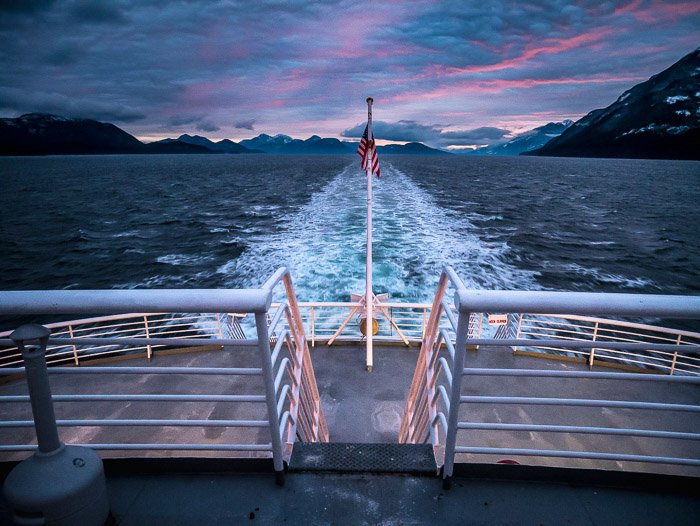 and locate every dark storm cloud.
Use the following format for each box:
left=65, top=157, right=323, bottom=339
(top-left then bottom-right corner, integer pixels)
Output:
left=0, top=1, right=697, bottom=144
left=234, top=120, right=256, bottom=131
left=165, top=115, right=221, bottom=133
left=70, top=1, right=127, bottom=24
left=0, top=86, right=145, bottom=122
left=196, top=121, right=220, bottom=133
left=0, top=0, right=55, bottom=14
